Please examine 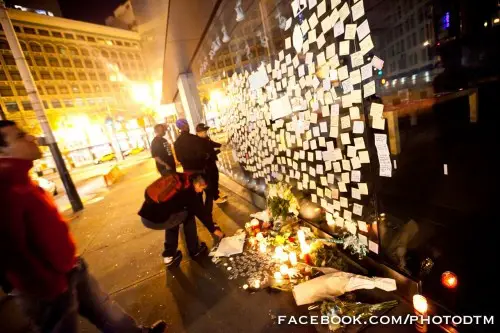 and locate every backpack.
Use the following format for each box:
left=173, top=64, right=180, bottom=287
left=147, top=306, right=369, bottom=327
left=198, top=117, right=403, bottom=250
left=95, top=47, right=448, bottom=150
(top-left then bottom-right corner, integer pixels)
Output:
left=146, top=172, right=190, bottom=203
